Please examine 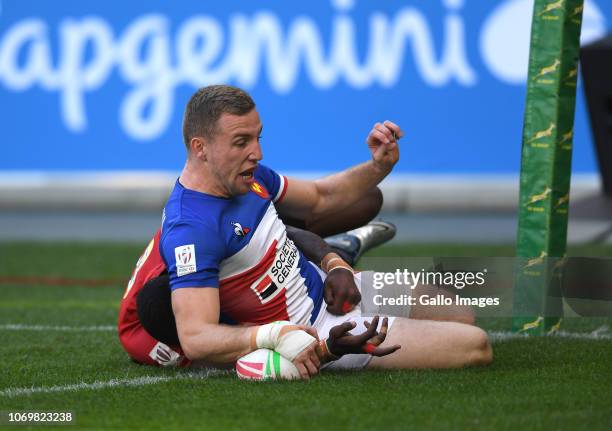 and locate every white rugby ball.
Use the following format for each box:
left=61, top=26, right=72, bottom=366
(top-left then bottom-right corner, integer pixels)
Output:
left=236, top=348, right=300, bottom=380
